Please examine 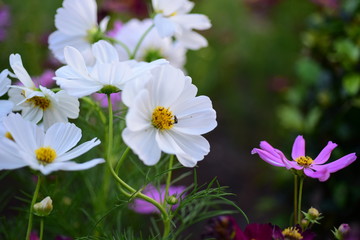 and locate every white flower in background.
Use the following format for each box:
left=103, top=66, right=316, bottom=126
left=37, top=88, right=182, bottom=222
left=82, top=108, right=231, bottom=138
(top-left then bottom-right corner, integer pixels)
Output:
left=0, top=113, right=104, bottom=175
left=48, top=0, right=109, bottom=65
left=122, top=64, right=217, bottom=167
left=111, top=19, right=186, bottom=69
left=7, top=54, right=79, bottom=129
left=0, top=69, right=14, bottom=119
left=152, top=0, right=211, bottom=50
left=55, top=40, right=167, bottom=98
